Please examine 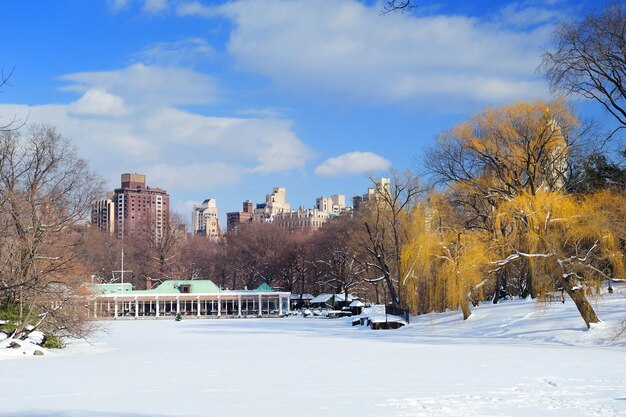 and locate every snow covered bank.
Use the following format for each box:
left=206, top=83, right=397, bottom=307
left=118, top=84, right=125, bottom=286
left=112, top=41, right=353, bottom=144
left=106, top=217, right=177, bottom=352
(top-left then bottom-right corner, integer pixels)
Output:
left=0, top=293, right=624, bottom=417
